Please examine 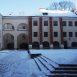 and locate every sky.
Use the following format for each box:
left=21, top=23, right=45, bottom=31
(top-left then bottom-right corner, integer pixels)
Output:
left=0, top=0, right=77, bottom=15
